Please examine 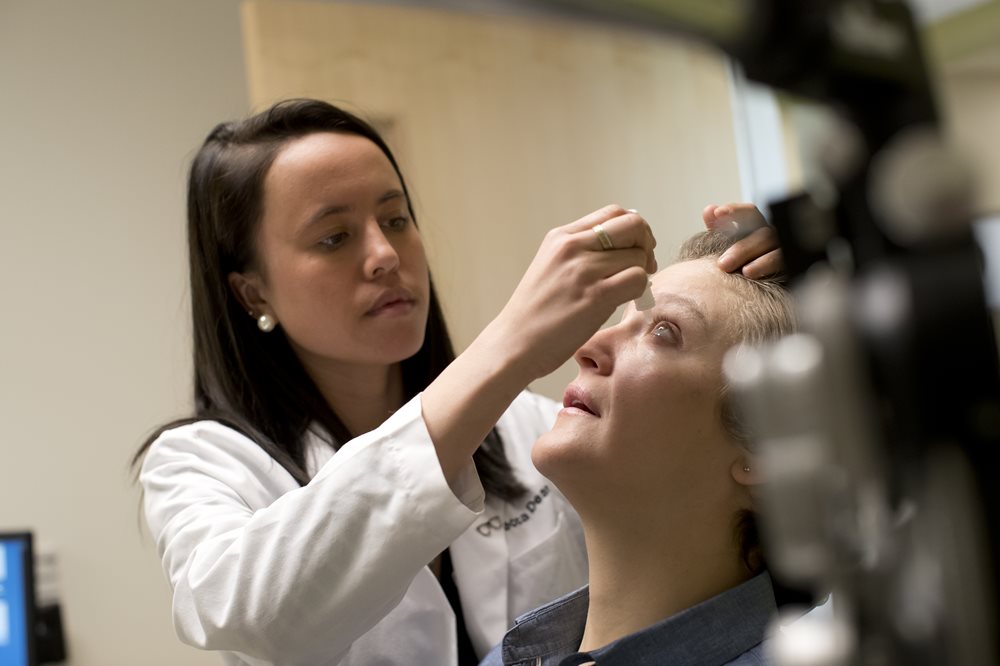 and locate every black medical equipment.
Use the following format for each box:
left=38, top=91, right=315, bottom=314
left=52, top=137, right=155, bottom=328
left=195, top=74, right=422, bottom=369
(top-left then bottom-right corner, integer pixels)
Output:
left=511, top=1, right=1000, bottom=663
